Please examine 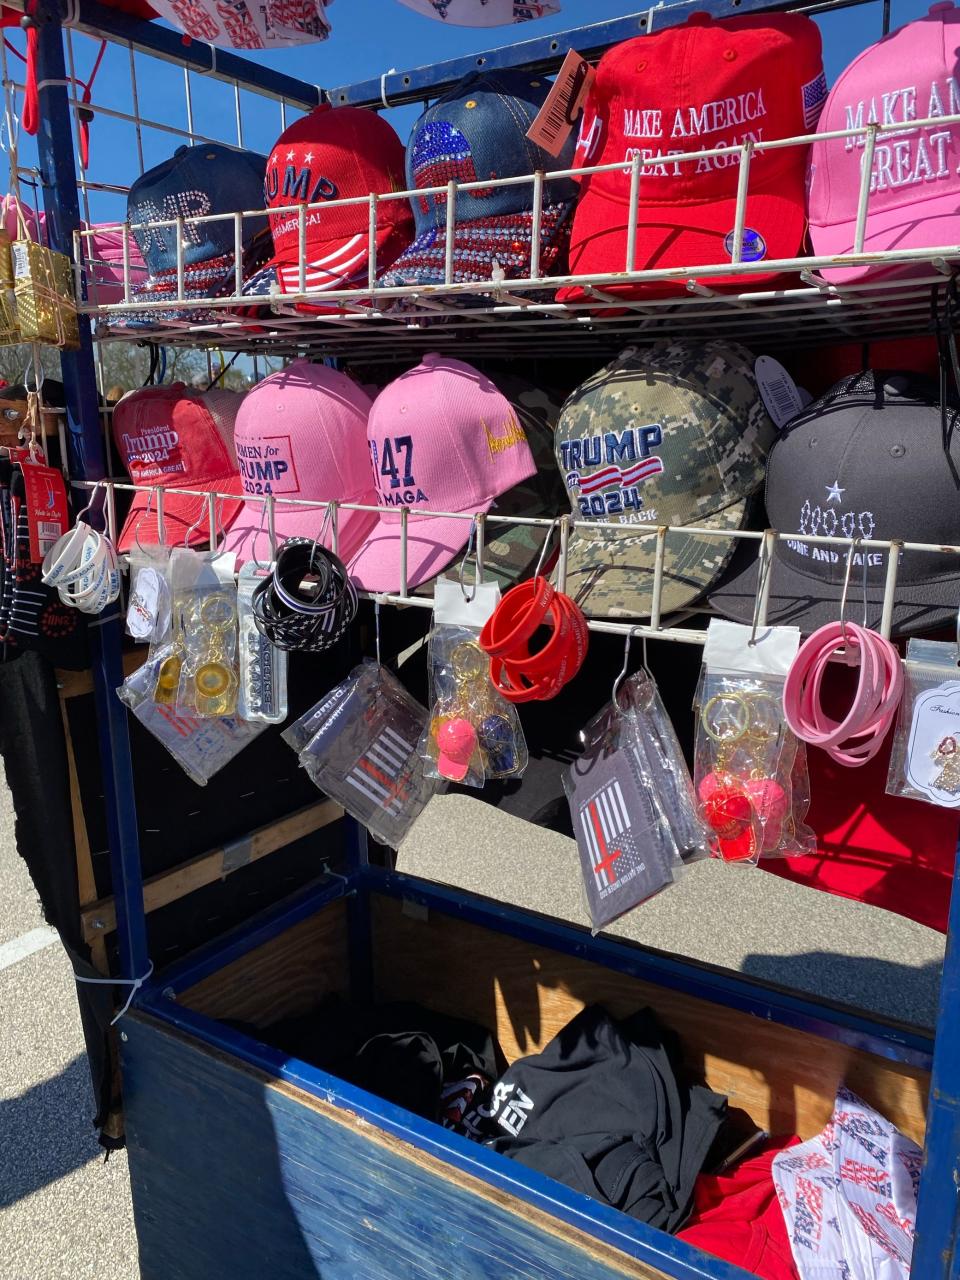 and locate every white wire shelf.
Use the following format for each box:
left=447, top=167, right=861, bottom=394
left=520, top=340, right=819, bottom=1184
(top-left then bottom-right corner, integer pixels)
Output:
left=75, top=479, right=958, bottom=647
left=83, top=267, right=955, bottom=360
left=75, top=105, right=960, bottom=358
